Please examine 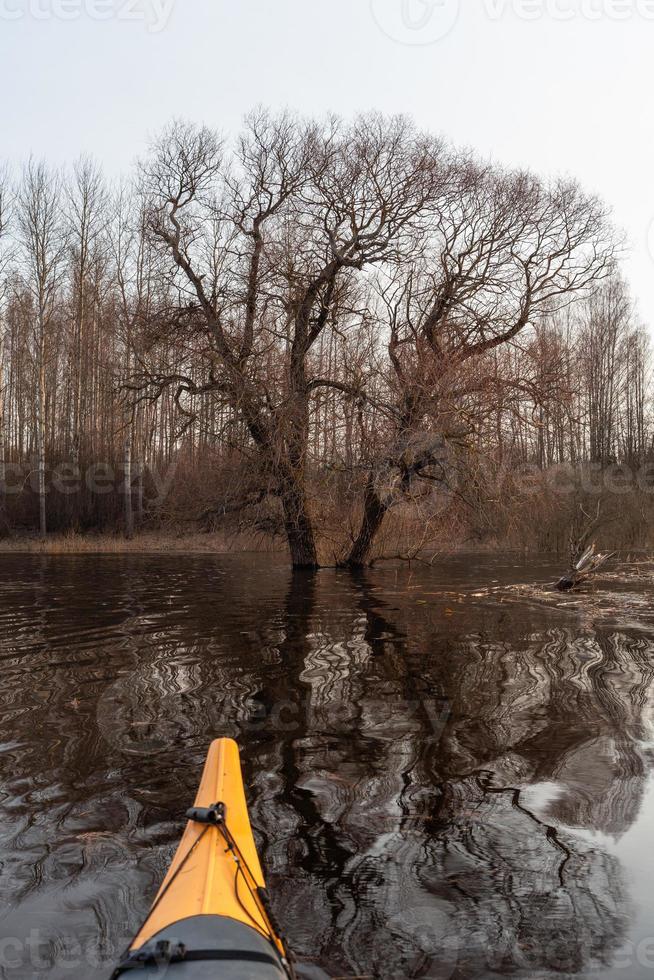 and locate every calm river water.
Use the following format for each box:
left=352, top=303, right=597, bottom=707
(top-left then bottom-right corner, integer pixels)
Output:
left=1, top=553, right=654, bottom=979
